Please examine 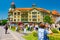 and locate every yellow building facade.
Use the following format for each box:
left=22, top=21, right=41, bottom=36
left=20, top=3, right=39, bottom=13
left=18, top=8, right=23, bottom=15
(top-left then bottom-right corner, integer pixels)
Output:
left=8, top=2, right=60, bottom=23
